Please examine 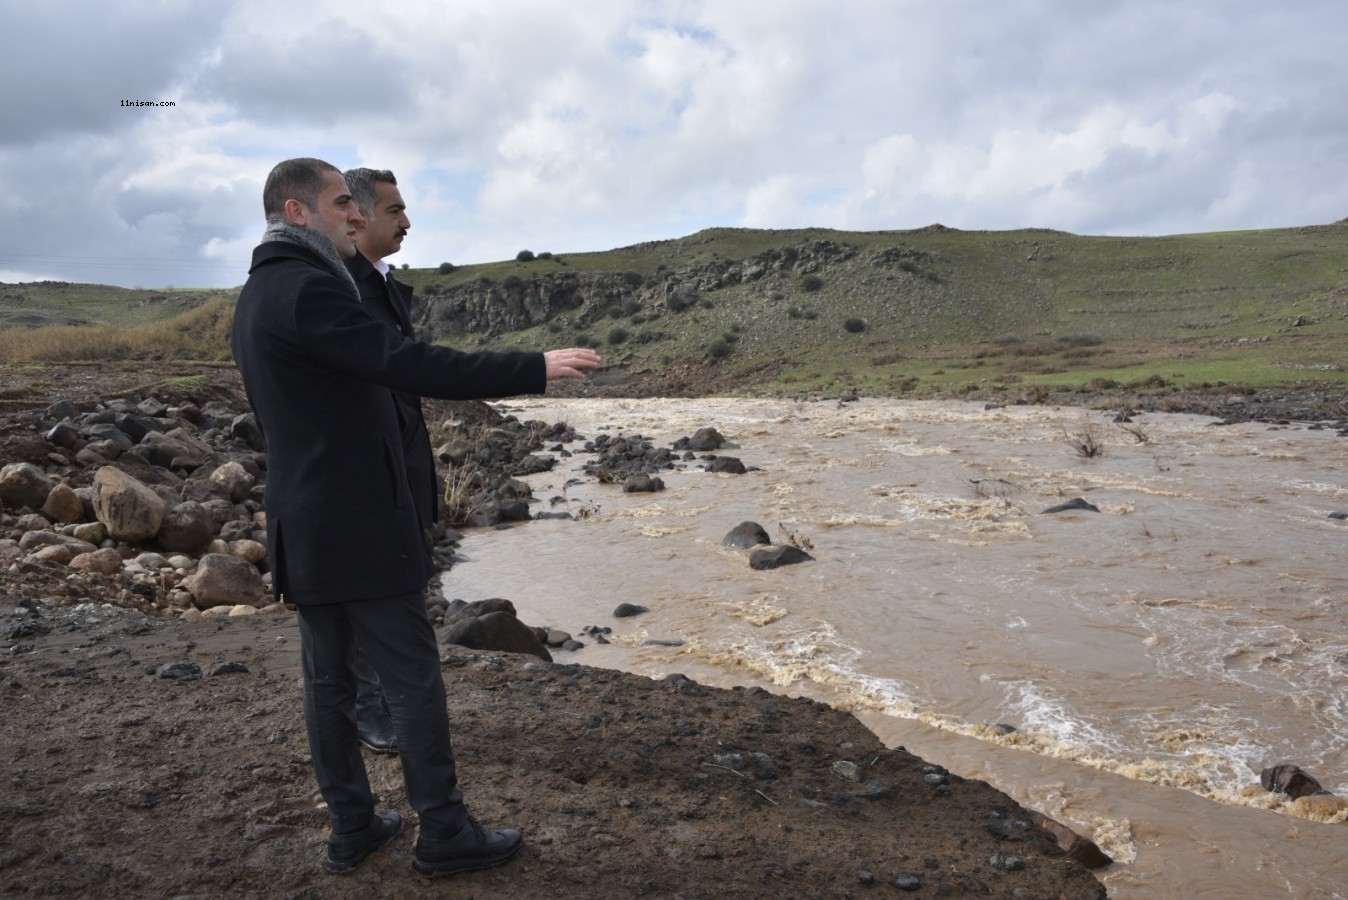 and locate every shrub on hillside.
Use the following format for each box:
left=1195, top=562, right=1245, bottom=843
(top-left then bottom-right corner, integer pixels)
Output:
left=516, top=250, right=535, bottom=262
left=843, top=317, right=867, bottom=333
left=707, top=337, right=734, bottom=360
left=1058, top=333, right=1103, bottom=347
left=502, top=275, right=523, bottom=290
left=667, top=287, right=698, bottom=313
left=801, top=274, right=824, bottom=292
left=607, top=326, right=629, bottom=345
left=438, top=262, right=456, bottom=274
left=537, top=251, right=553, bottom=260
